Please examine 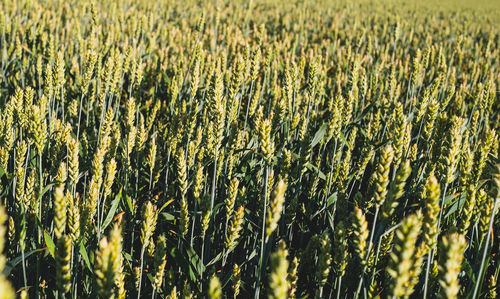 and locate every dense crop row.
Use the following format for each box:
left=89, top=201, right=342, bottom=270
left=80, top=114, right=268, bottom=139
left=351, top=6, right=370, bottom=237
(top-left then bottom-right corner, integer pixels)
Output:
left=0, top=0, right=498, bottom=298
